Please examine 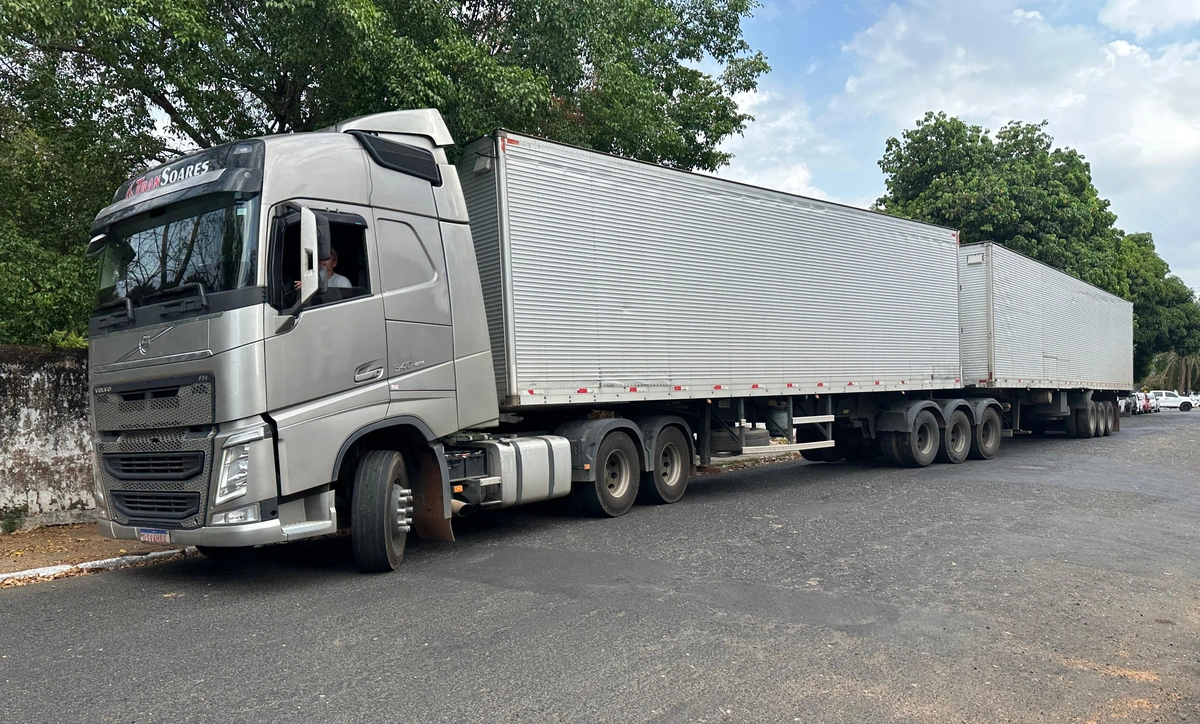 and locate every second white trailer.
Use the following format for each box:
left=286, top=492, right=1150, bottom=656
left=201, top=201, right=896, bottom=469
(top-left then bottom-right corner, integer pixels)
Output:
left=959, top=242, right=1133, bottom=390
